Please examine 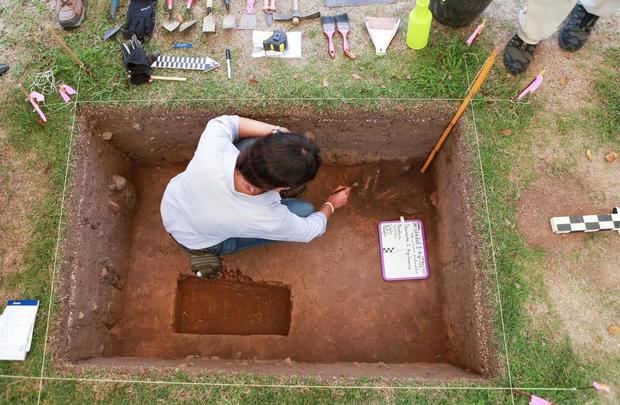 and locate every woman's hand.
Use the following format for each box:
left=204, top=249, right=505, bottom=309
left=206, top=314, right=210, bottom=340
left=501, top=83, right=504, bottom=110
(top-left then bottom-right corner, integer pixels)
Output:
left=326, top=185, right=351, bottom=210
